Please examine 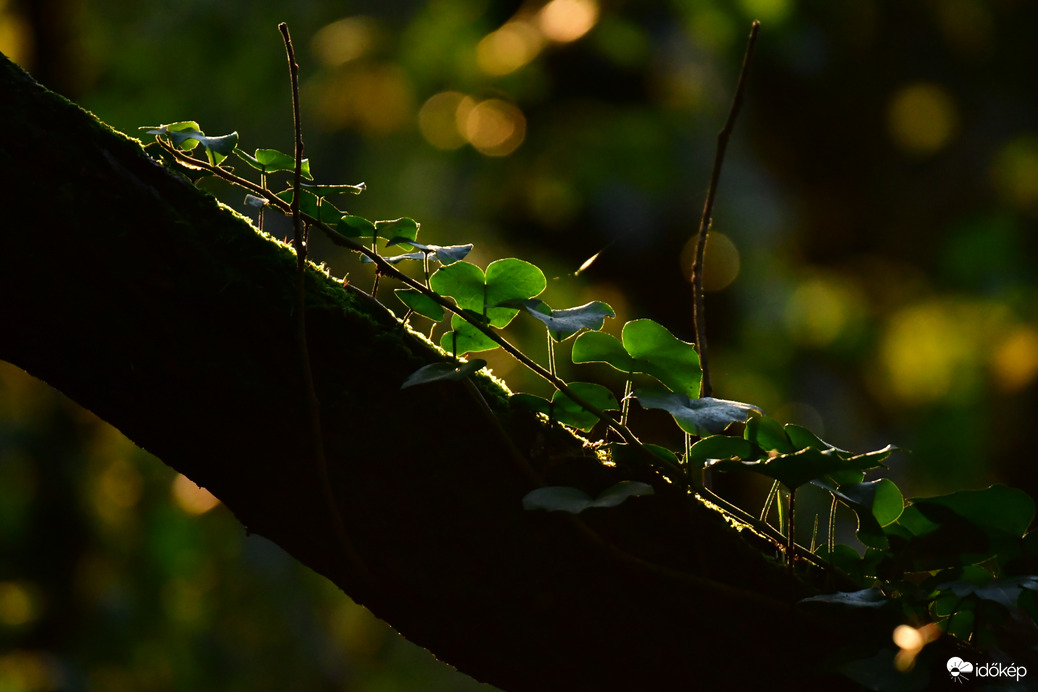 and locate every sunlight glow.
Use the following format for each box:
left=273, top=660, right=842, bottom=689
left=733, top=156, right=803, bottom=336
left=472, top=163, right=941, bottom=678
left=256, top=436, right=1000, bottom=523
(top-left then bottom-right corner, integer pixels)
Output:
left=171, top=473, right=221, bottom=515
left=784, top=275, right=865, bottom=347
left=0, top=581, right=37, bottom=627
left=991, top=326, right=1038, bottom=392
left=991, top=135, right=1038, bottom=217
left=537, top=0, right=600, bottom=43
left=464, top=99, right=526, bottom=156
left=418, top=91, right=472, bottom=150
left=311, top=17, right=378, bottom=67
left=476, top=21, right=544, bottom=76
